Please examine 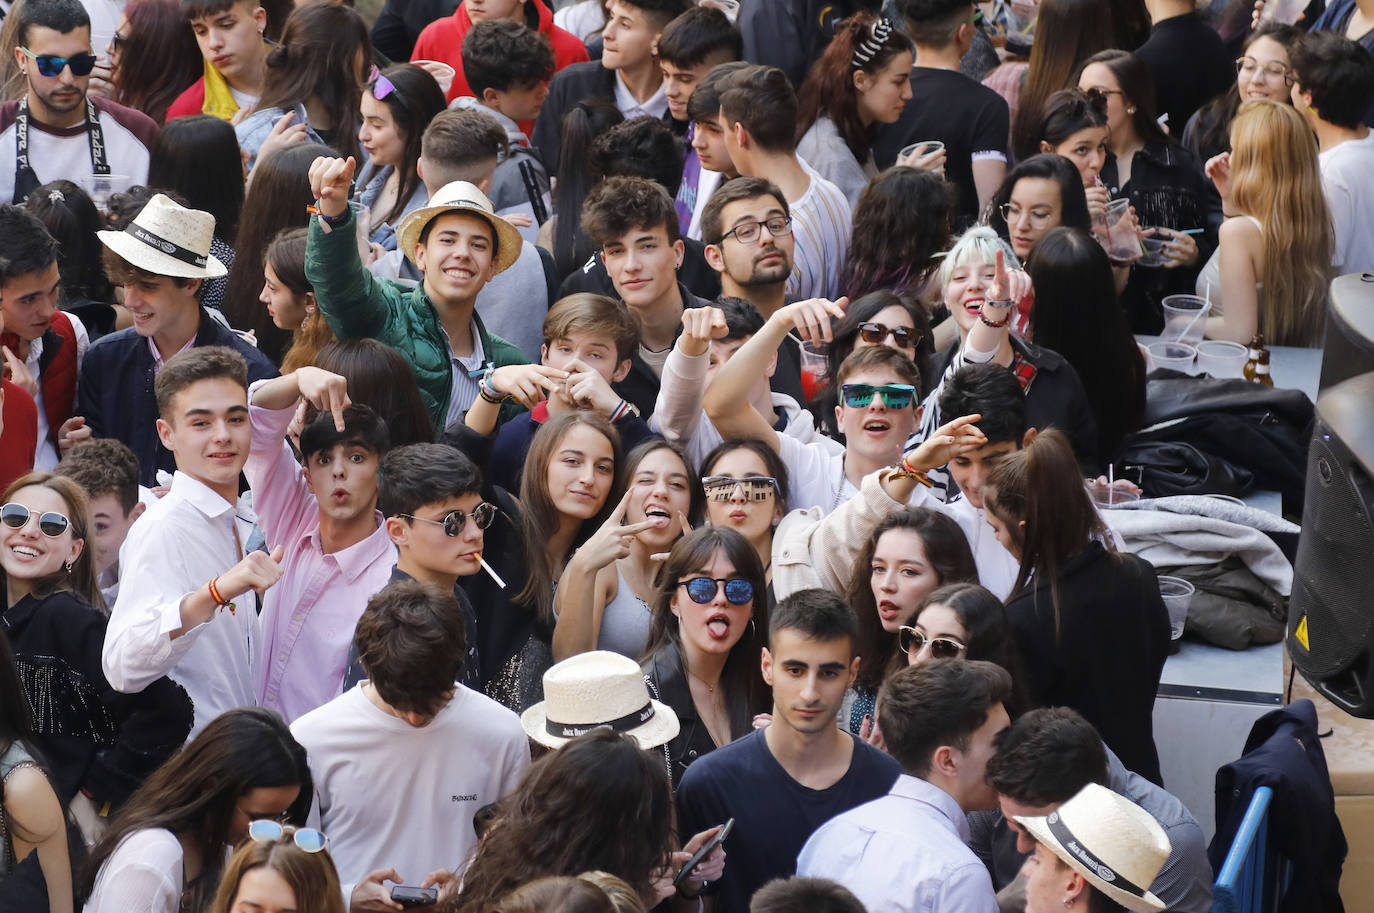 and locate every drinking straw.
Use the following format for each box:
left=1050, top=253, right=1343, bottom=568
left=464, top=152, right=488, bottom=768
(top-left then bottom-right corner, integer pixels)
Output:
left=1179, top=285, right=1211, bottom=341
left=1108, top=464, right=1114, bottom=507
